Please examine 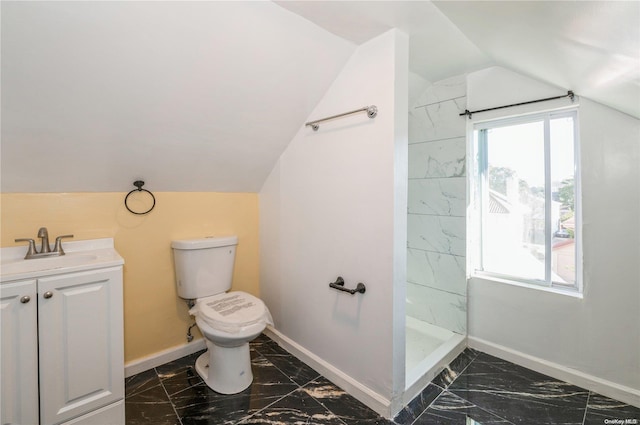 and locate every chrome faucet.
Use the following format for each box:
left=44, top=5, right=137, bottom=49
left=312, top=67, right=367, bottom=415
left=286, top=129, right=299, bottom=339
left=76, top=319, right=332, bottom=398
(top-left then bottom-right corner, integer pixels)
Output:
left=15, top=227, right=74, bottom=259
left=38, top=227, right=51, bottom=253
